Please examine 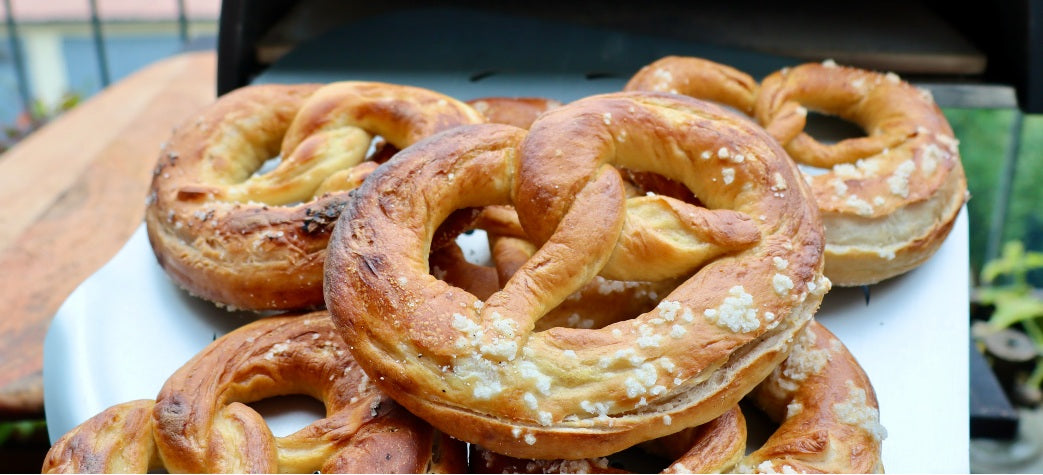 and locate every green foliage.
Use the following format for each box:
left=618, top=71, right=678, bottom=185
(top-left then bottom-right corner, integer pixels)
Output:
left=978, top=241, right=1043, bottom=392
left=942, top=109, right=1043, bottom=286
left=0, top=419, right=45, bottom=446
left=980, top=241, right=1043, bottom=336
left=1, top=91, right=83, bottom=154
left=941, top=107, right=1014, bottom=276
left=1005, top=114, right=1043, bottom=253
